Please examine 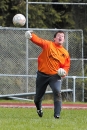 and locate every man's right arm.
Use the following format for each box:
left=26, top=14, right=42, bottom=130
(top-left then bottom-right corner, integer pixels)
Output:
left=25, top=31, right=50, bottom=48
